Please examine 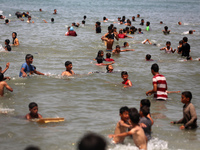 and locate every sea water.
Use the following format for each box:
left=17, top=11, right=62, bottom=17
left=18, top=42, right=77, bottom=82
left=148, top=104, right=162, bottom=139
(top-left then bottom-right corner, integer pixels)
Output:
left=0, top=0, right=200, bottom=149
